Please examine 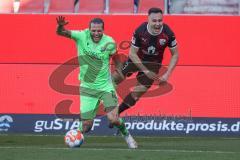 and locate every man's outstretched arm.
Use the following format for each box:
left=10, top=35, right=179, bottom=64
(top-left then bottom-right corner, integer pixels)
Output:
left=159, top=46, right=179, bottom=83
left=56, top=16, right=71, bottom=38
